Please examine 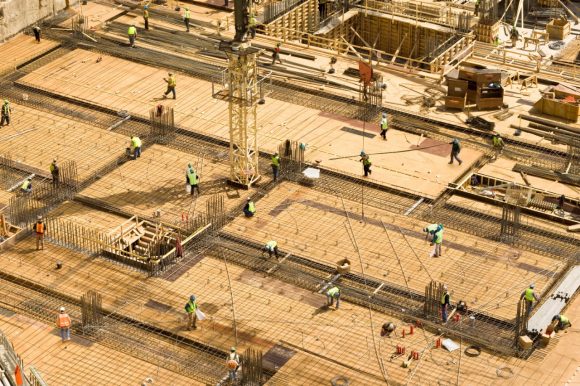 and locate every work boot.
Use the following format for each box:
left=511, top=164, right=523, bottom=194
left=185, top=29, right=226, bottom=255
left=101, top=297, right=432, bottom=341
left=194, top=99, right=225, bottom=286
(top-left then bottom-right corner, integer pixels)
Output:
left=459, top=161, right=463, bottom=165
left=448, top=161, right=453, bottom=164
